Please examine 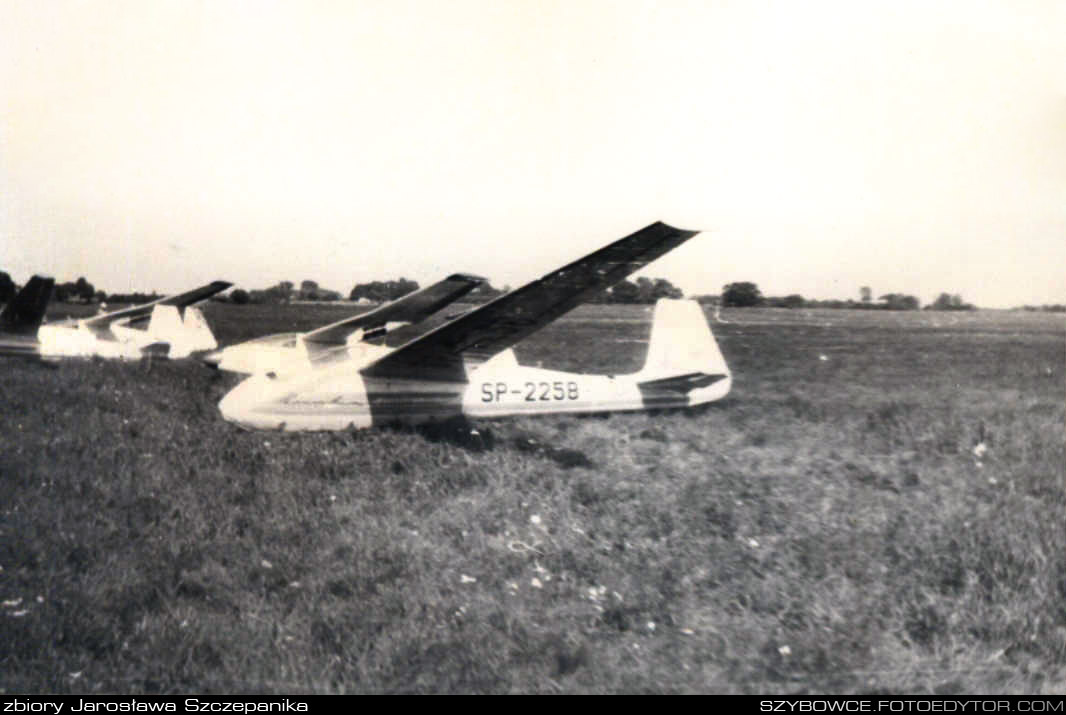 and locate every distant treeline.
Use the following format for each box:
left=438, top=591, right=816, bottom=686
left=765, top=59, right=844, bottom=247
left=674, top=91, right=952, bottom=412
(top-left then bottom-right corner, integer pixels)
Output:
left=226, top=279, right=483, bottom=305
left=228, top=280, right=343, bottom=305
left=220, top=276, right=685, bottom=305
left=4, top=270, right=1061, bottom=312
left=692, top=283, right=975, bottom=311
left=1016, top=304, right=1066, bottom=313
